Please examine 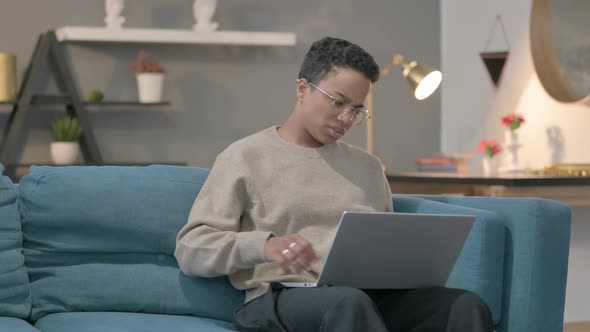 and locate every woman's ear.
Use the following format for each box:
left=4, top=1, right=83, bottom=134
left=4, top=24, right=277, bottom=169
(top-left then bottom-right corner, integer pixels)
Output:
left=296, top=78, right=307, bottom=100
